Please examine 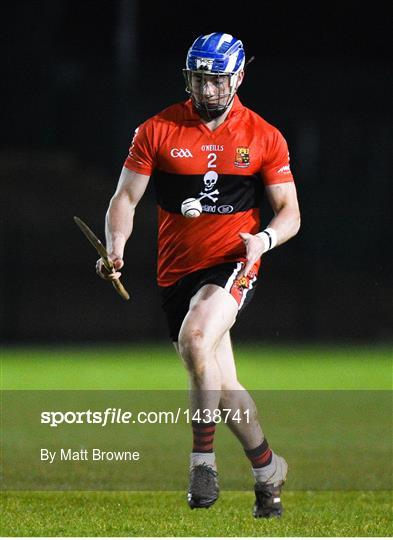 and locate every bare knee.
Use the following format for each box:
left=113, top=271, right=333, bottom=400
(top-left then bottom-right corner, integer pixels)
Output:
left=178, top=326, right=213, bottom=382
left=178, top=325, right=211, bottom=358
